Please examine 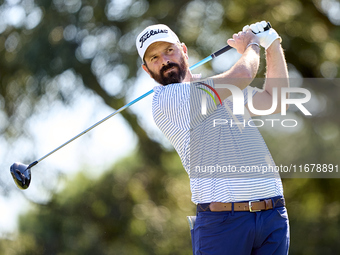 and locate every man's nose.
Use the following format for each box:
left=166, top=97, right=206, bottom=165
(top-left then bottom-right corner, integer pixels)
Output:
left=160, top=53, right=170, bottom=66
